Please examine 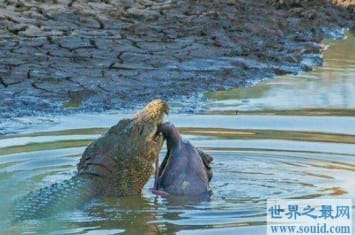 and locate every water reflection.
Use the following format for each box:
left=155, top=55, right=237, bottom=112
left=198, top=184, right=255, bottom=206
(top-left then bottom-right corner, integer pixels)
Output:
left=205, top=33, right=355, bottom=113
left=1, top=133, right=353, bottom=234
left=0, top=34, right=354, bottom=234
